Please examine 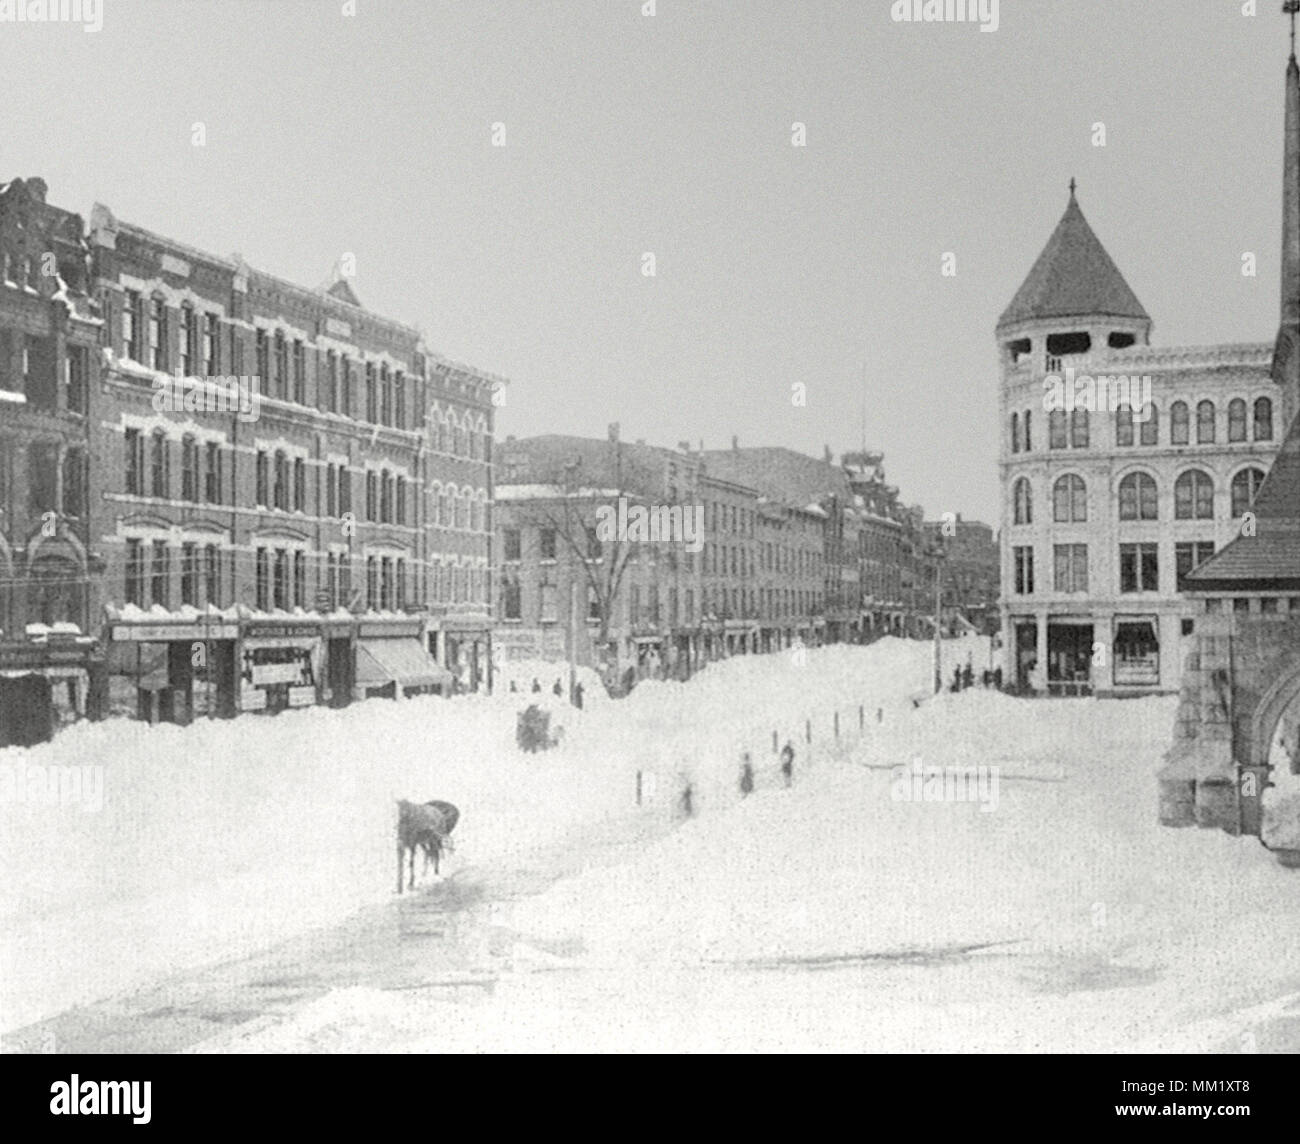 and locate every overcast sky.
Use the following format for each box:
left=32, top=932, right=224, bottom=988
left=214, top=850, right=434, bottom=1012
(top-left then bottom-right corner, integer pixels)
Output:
left=0, top=0, right=1290, bottom=524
